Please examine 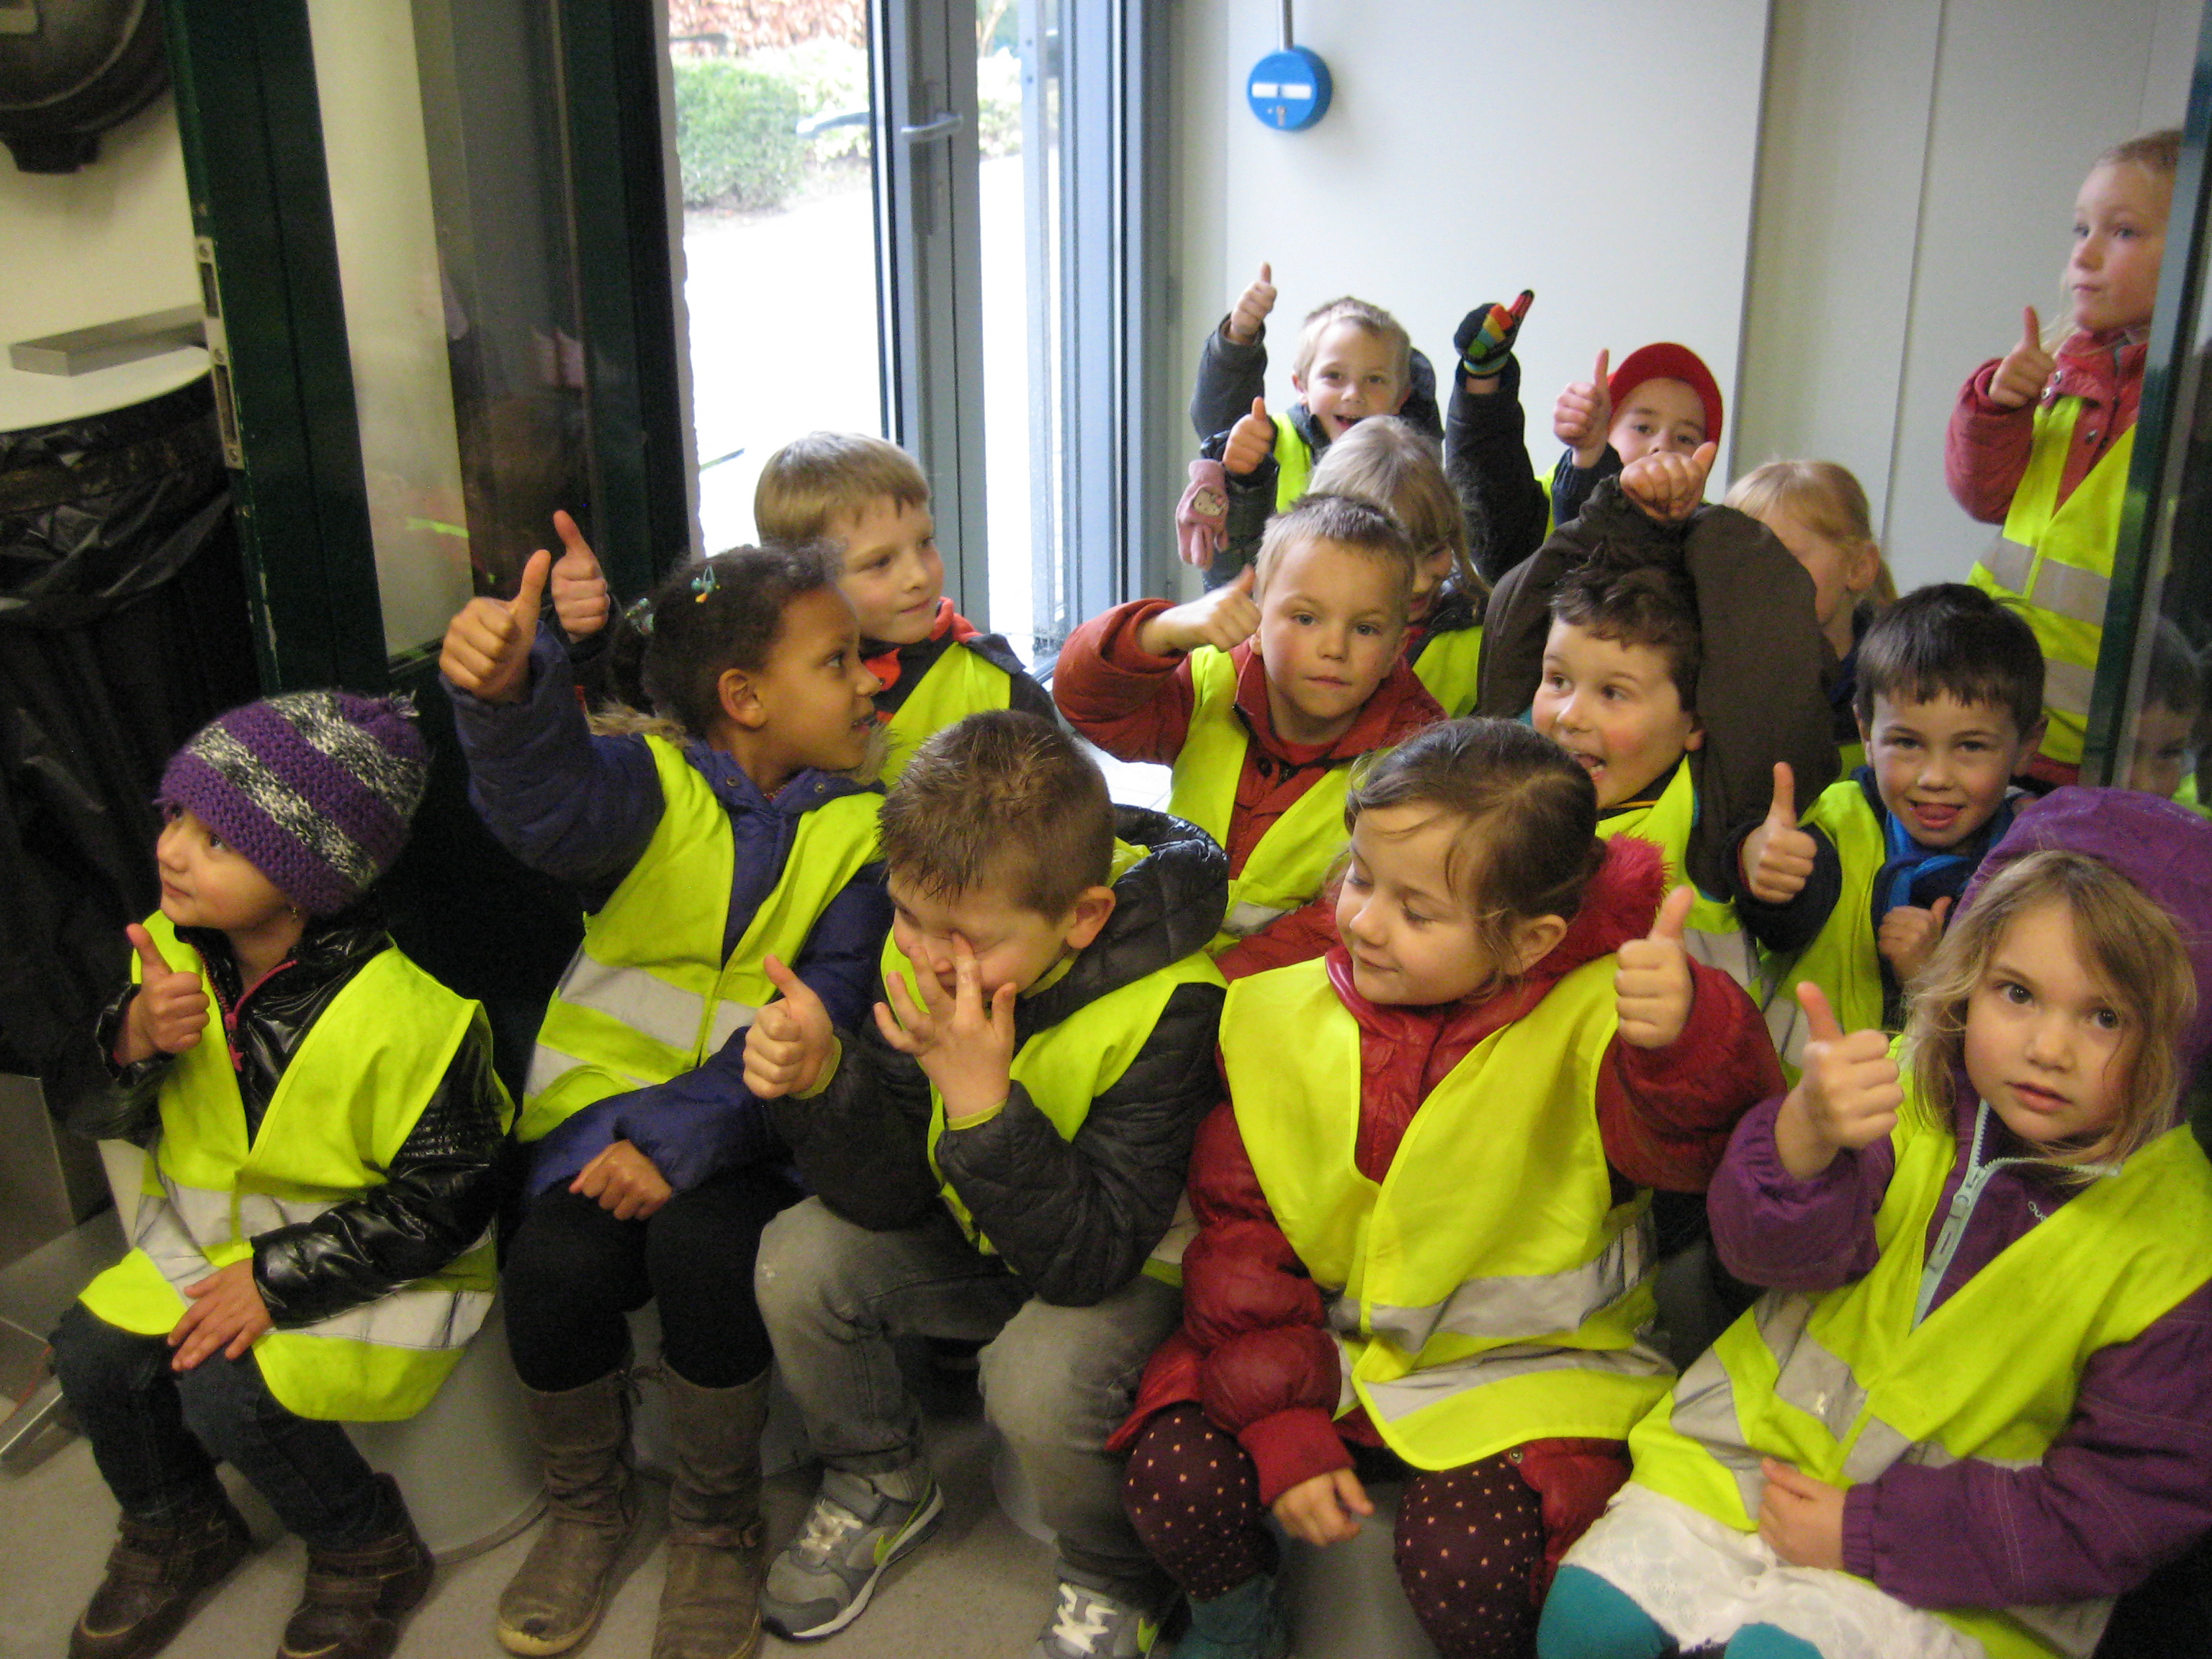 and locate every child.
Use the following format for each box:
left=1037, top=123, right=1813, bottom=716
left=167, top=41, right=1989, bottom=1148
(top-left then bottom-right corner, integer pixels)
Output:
left=1723, top=461, right=1897, bottom=771
left=1733, top=585, right=2044, bottom=1058
left=742, top=710, right=1228, bottom=1656
left=53, top=692, right=510, bottom=1659
left=1552, top=343, right=1727, bottom=528
left=1542, top=787, right=2212, bottom=1659
left=1308, top=414, right=1488, bottom=715
left=1115, top=719, right=1784, bottom=1659
left=1054, top=493, right=1444, bottom=979
left=1444, top=289, right=1553, bottom=584
left=2127, top=616, right=2206, bottom=806
left=442, top=543, right=891, bottom=1659
left=1948, top=130, right=2180, bottom=785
